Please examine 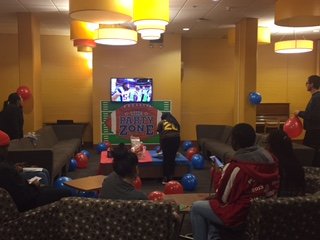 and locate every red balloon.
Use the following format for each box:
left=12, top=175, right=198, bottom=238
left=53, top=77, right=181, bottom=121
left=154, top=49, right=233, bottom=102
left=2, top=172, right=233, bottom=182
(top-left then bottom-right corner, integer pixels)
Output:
left=74, top=152, right=89, bottom=168
left=16, top=86, right=32, bottom=101
left=148, top=191, right=165, bottom=201
left=283, top=117, right=303, bottom=138
left=133, top=176, right=142, bottom=190
left=164, top=180, right=184, bottom=195
left=186, top=147, right=199, bottom=160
